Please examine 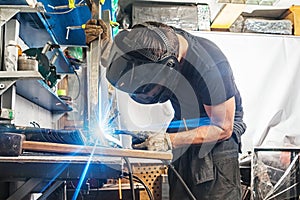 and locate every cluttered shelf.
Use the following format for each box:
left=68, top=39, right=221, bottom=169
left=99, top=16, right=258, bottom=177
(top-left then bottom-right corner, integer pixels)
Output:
left=191, top=29, right=300, bottom=39
left=16, top=78, right=72, bottom=113
left=126, top=2, right=300, bottom=38
left=0, top=71, right=72, bottom=113
left=210, top=4, right=300, bottom=36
